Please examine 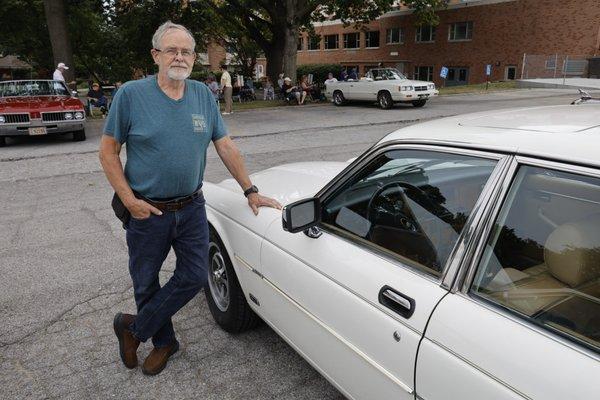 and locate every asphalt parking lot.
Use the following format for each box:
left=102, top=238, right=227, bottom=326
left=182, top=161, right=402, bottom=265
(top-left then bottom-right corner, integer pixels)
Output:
left=0, top=88, right=591, bottom=399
